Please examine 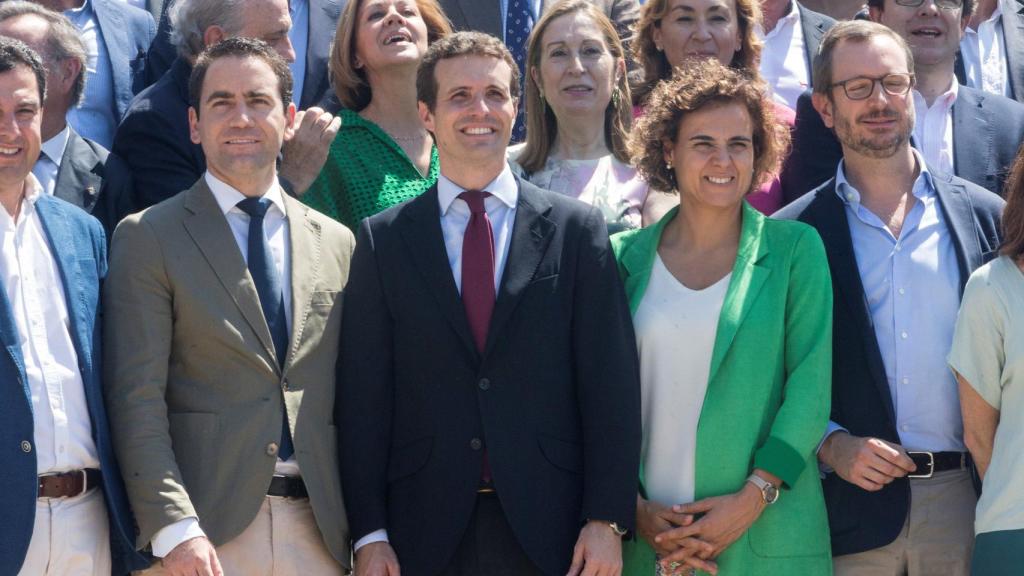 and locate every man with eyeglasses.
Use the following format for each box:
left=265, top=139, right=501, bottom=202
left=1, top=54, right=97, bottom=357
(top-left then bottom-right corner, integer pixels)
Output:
left=776, top=20, right=1005, bottom=576
left=782, top=0, right=1024, bottom=202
